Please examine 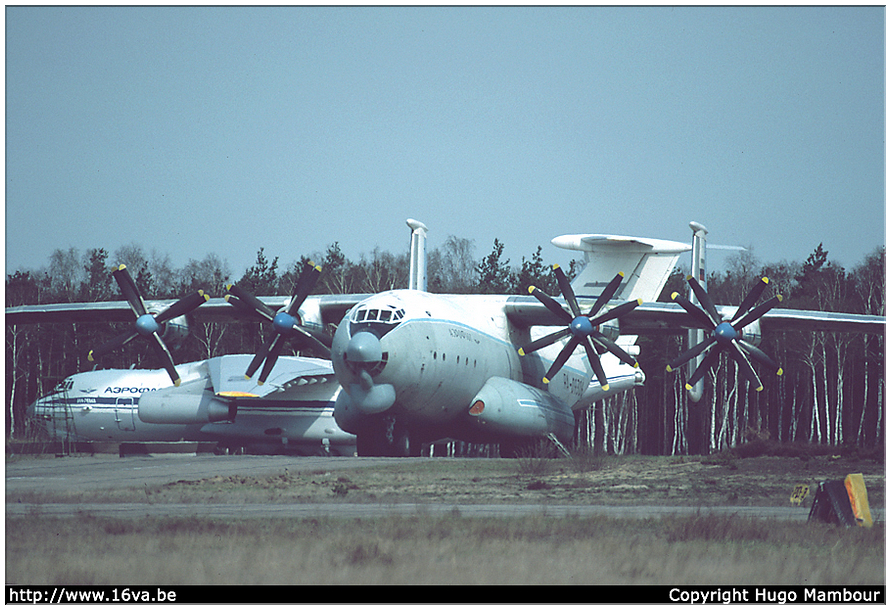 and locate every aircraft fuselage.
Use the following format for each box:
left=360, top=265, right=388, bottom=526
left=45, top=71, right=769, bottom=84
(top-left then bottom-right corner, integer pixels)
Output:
left=28, top=356, right=356, bottom=454
left=330, top=289, right=634, bottom=452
